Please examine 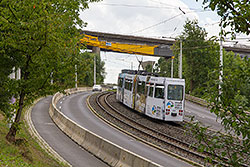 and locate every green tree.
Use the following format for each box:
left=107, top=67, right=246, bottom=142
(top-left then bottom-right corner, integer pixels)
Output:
left=0, top=0, right=100, bottom=142
left=145, top=64, right=153, bottom=73
left=171, top=19, right=219, bottom=97
left=77, top=52, right=94, bottom=86
left=77, top=52, right=105, bottom=86
left=198, top=0, right=250, bottom=36
left=95, top=53, right=106, bottom=84
left=187, top=2, right=250, bottom=166
left=189, top=55, right=250, bottom=166
left=154, top=57, right=179, bottom=78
